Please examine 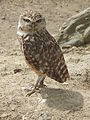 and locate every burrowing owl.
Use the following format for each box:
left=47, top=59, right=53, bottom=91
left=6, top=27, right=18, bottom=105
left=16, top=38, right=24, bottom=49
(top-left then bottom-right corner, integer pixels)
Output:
left=17, top=10, right=70, bottom=96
